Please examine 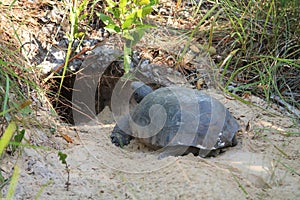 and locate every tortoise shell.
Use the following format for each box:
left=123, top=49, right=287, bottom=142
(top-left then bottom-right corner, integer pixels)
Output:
left=111, top=82, right=239, bottom=158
